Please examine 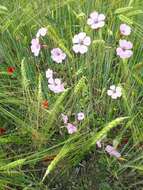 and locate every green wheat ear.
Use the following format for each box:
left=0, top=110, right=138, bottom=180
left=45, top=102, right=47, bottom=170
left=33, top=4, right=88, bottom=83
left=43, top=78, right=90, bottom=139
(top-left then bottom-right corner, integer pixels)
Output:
left=37, top=74, right=43, bottom=102
left=74, top=76, right=87, bottom=94
left=21, top=58, right=29, bottom=91
left=42, top=116, right=128, bottom=181
left=42, top=89, right=69, bottom=137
